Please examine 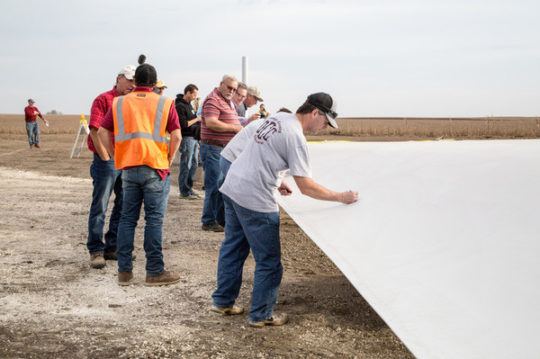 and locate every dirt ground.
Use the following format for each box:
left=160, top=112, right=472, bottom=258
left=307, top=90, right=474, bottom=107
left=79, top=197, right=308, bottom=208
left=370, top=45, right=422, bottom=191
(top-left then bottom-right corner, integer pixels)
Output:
left=0, top=132, right=413, bottom=358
